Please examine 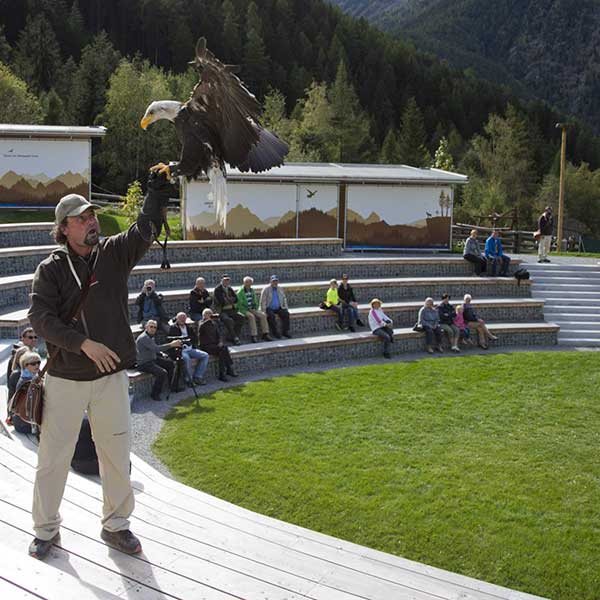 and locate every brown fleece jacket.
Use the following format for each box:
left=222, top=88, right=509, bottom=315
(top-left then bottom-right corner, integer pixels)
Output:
left=28, top=221, right=152, bottom=381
